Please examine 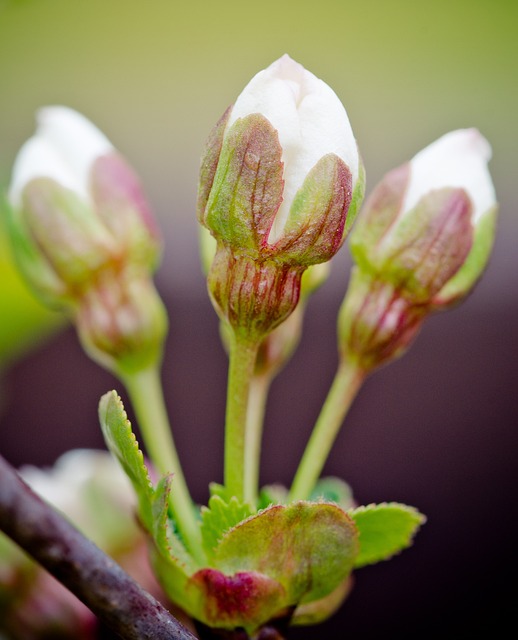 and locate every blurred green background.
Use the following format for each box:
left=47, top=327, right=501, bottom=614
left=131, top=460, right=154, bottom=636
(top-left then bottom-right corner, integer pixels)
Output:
left=0, top=0, right=517, bottom=637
